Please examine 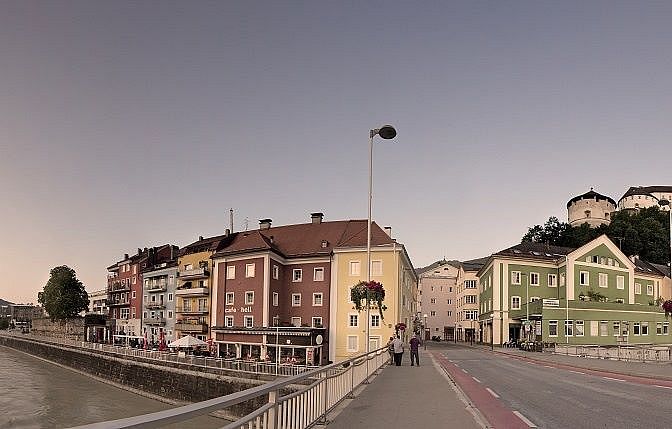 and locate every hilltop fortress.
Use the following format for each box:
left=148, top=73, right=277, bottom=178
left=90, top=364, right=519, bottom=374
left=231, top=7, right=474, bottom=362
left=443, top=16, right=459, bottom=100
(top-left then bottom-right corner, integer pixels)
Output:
left=567, top=186, right=672, bottom=227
